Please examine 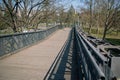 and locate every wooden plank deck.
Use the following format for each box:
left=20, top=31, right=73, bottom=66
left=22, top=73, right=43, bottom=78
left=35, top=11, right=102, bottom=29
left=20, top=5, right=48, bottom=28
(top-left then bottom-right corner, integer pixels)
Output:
left=0, top=28, right=71, bottom=80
